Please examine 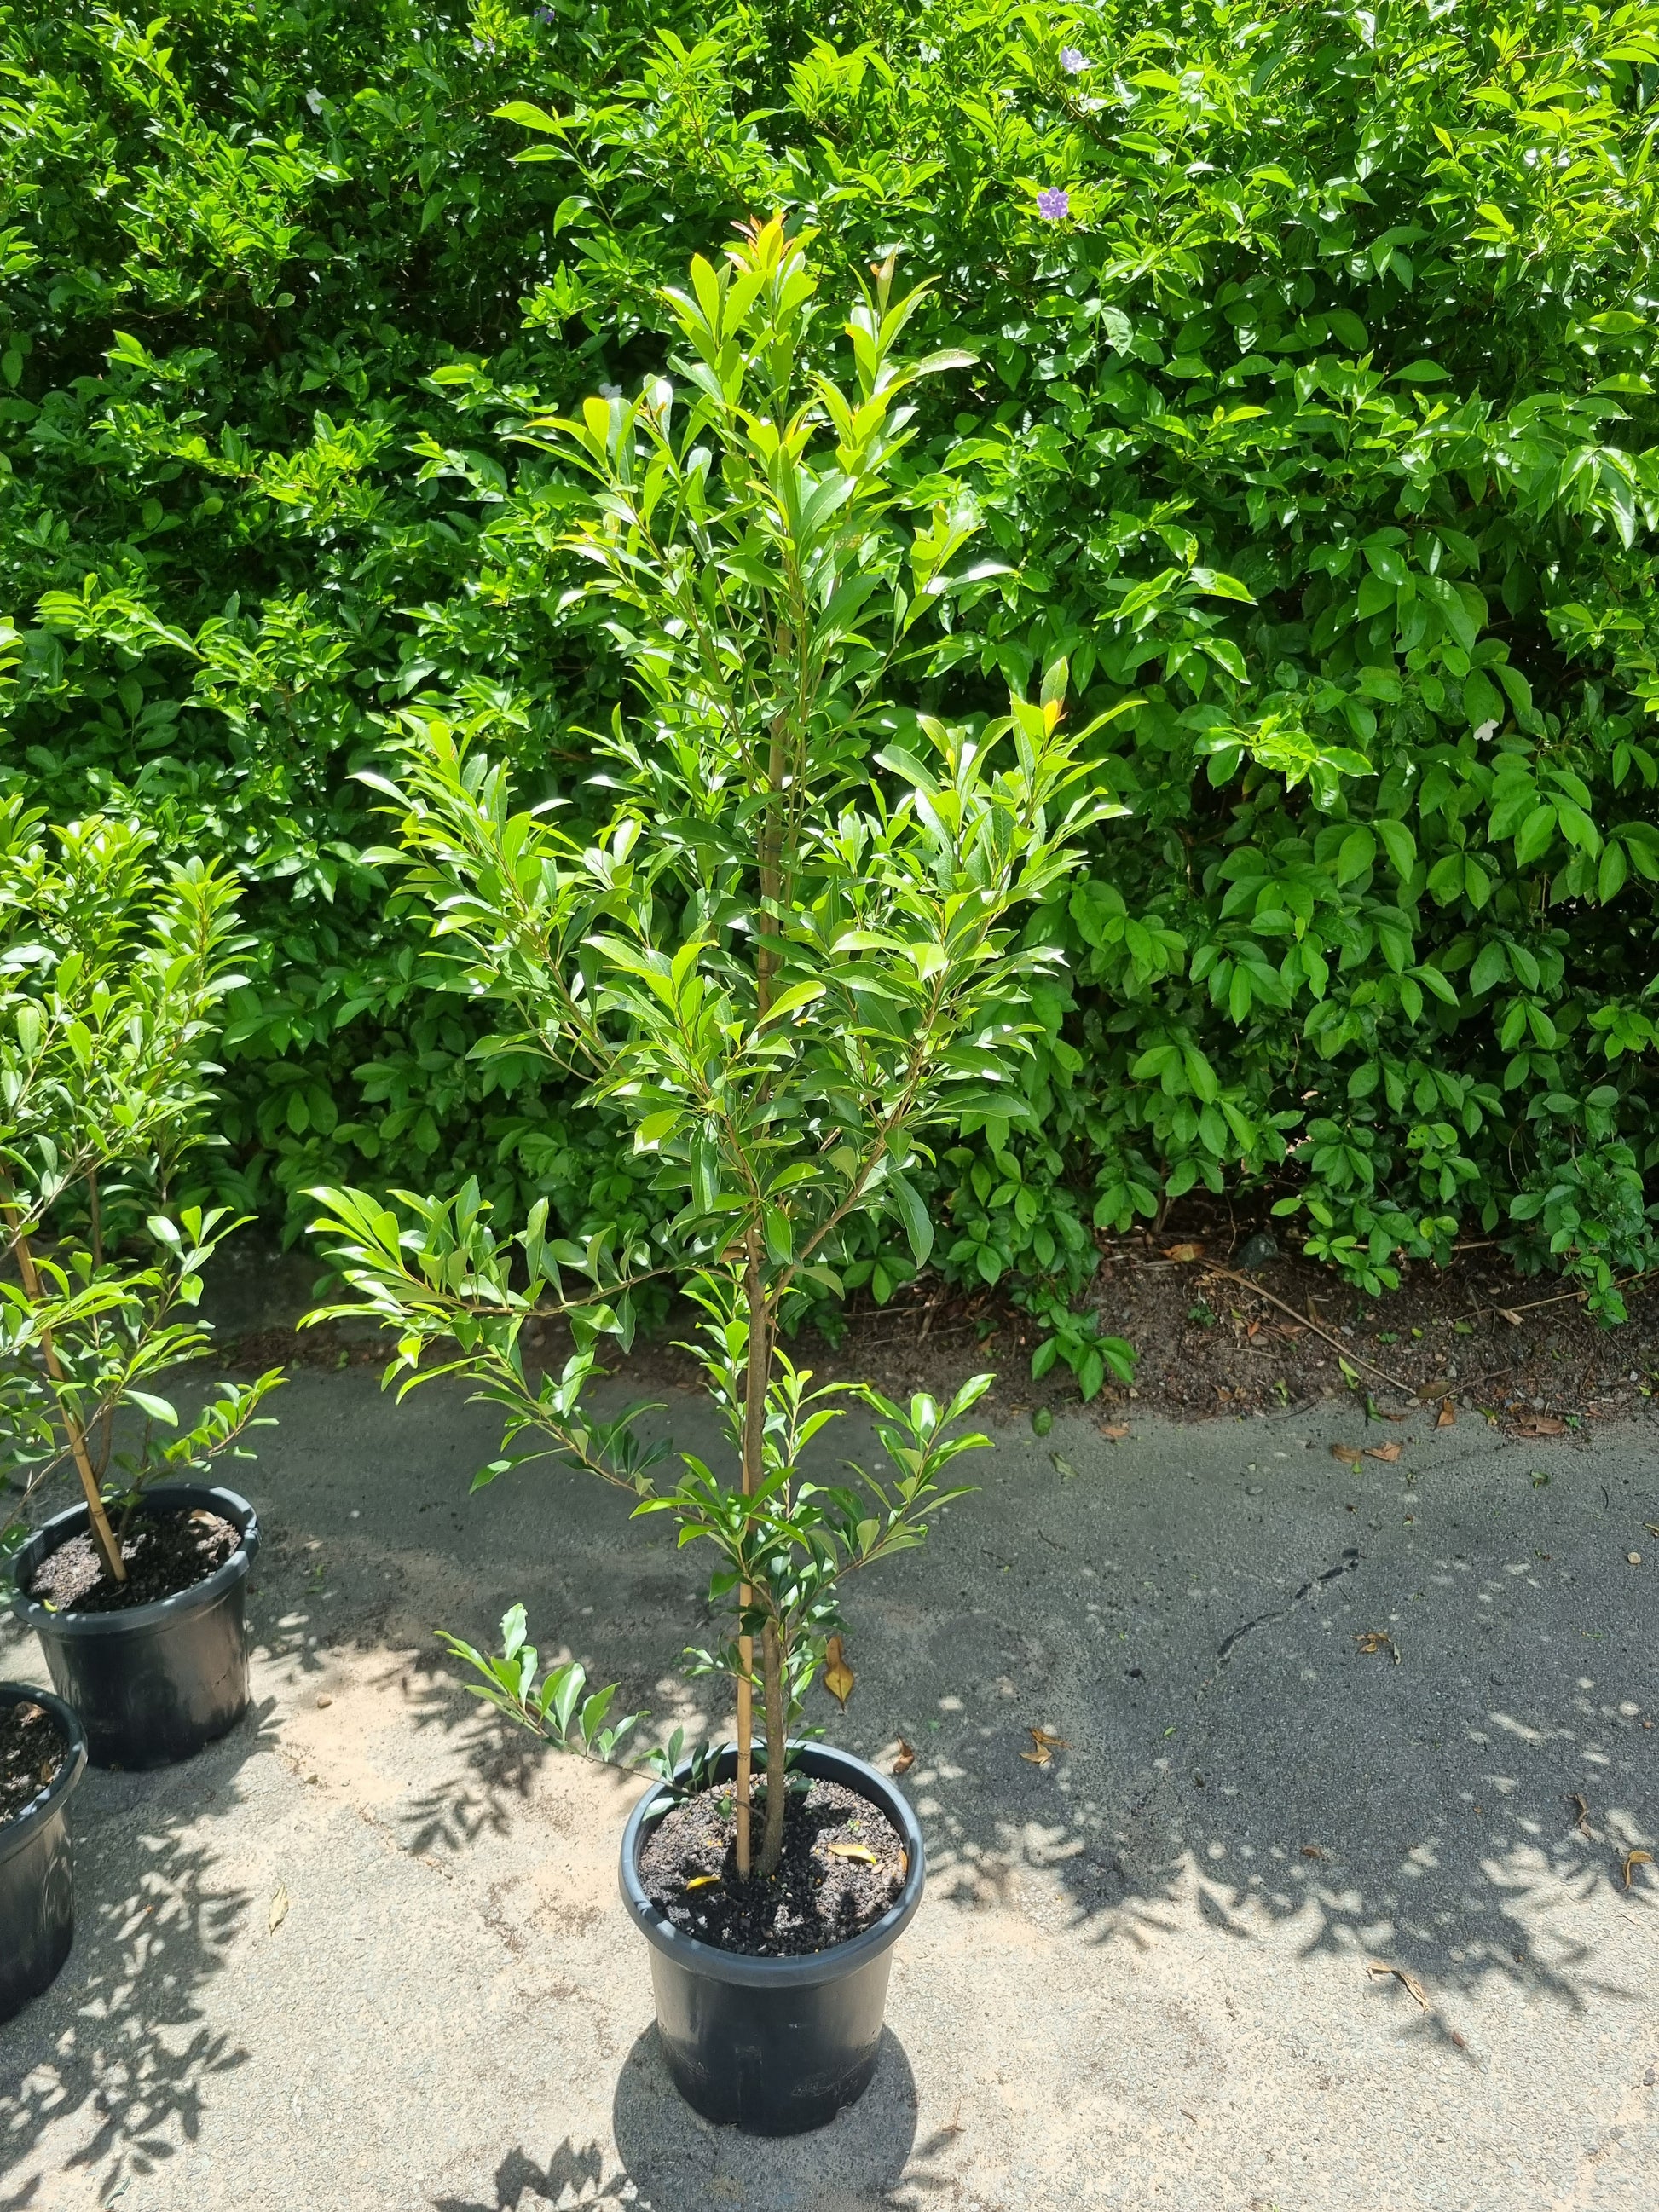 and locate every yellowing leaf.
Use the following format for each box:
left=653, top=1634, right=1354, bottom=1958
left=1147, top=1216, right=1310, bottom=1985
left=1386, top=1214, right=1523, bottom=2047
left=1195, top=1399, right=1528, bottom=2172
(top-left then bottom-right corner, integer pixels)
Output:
left=822, top=1635, right=854, bottom=1710
left=1164, top=1242, right=1205, bottom=1262
left=1622, top=1848, right=1653, bottom=1889
left=685, top=1874, right=721, bottom=1891
left=826, top=1841, right=880, bottom=1865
